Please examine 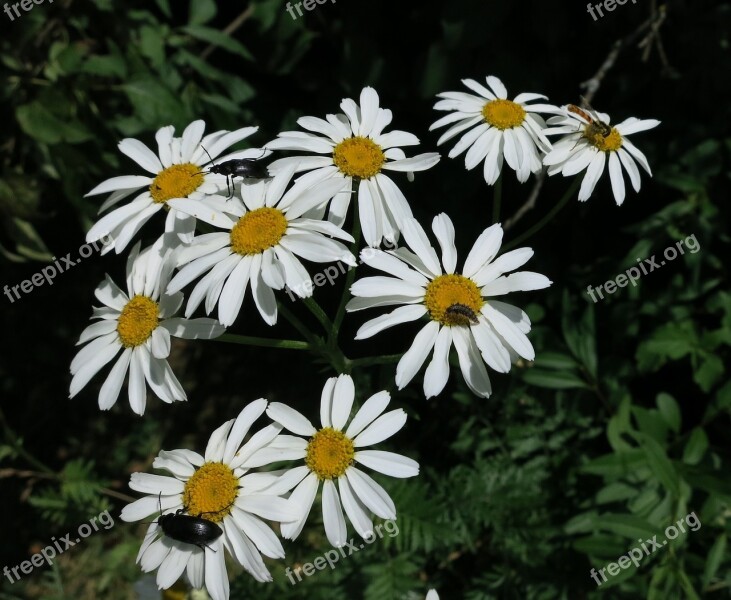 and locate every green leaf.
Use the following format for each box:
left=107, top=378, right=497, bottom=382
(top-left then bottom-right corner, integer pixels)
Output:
left=656, top=393, right=681, bottom=433
left=181, top=25, right=254, bottom=60
left=682, top=428, right=708, bottom=465
left=597, top=513, right=659, bottom=540
left=188, top=0, right=217, bottom=25
left=632, top=432, right=681, bottom=496
left=636, top=321, right=698, bottom=372
left=702, top=534, right=726, bottom=589
left=522, top=369, right=589, bottom=390
left=532, top=352, right=579, bottom=370
left=15, top=101, right=93, bottom=145
left=694, top=353, right=723, bottom=392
